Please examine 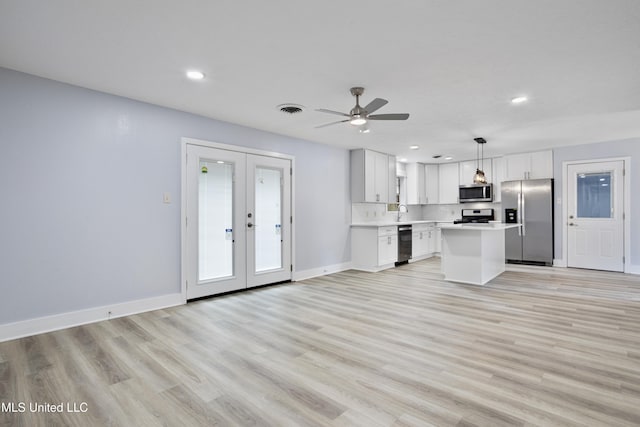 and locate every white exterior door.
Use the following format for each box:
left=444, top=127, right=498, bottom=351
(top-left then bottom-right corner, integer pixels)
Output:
left=567, top=161, right=624, bottom=272
left=246, top=154, right=291, bottom=288
left=185, top=144, right=292, bottom=299
left=185, top=145, right=247, bottom=299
